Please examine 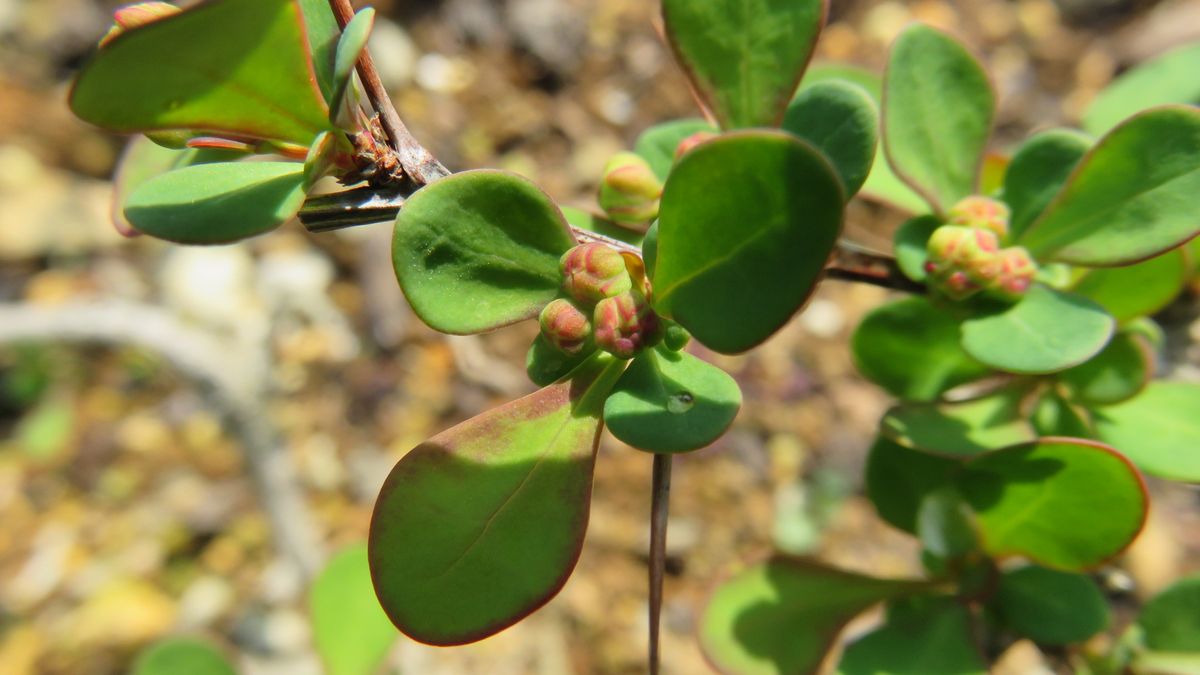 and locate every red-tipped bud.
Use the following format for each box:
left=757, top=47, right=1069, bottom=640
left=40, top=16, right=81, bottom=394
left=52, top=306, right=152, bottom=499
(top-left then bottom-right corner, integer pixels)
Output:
left=675, top=131, right=718, bottom=160
left=560, top=243, right=633, bottom=305
left=539, top=299, right=591, bottom=354
left=948, top=195, right=1011, bottom=239
left=593, top=291, right=660, bottom=359
left=988, top=247, right=1037, bottom=300
left=598, top=152, right=662, bottom=227
left=926, top=225, right=1003, bottom=300
left=101, top=2, right=181, bottom=46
